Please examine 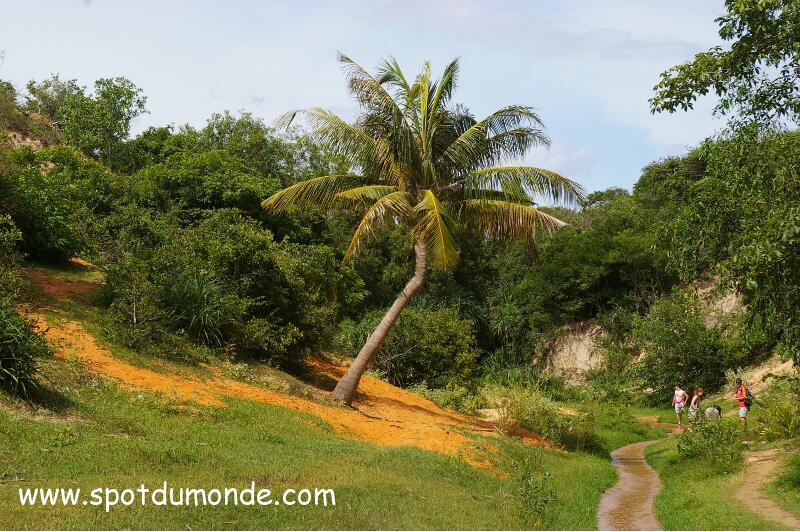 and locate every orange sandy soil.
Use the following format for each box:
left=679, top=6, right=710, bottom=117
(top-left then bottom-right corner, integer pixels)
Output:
left=21, top=264, right=544, bottom=471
